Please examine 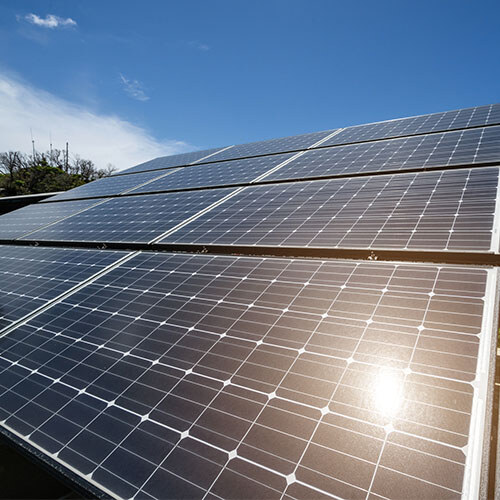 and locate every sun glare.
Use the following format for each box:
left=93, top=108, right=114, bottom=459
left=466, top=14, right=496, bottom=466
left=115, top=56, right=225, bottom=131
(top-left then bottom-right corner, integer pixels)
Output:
left=373, top=370, right=404, bottom=417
